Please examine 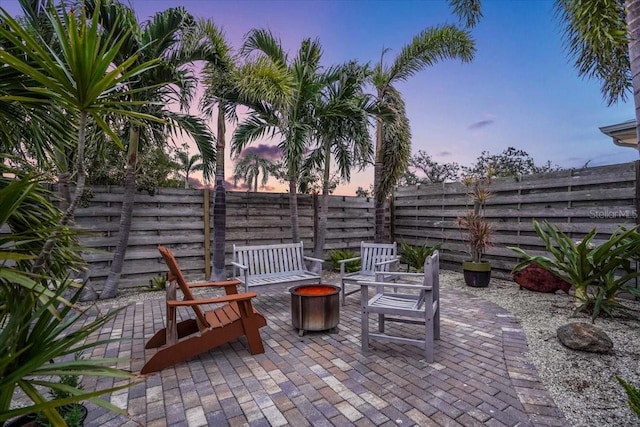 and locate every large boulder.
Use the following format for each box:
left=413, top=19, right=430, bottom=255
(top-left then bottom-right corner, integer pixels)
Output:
left=513, top=263, right=571, bottom=294
left=557, top=322, right=613, bottom=354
